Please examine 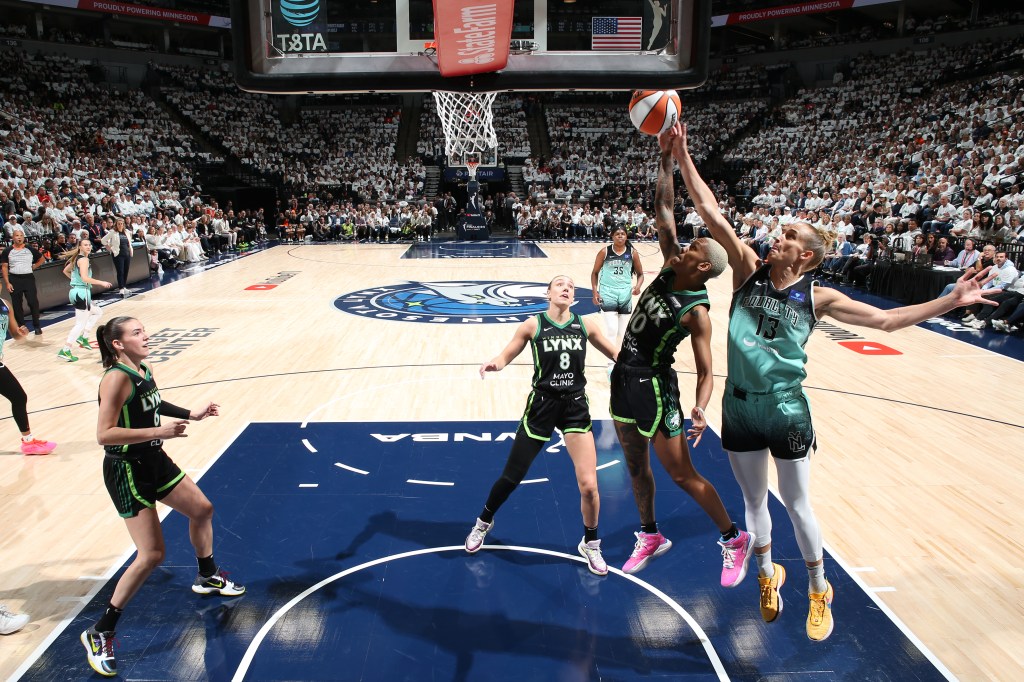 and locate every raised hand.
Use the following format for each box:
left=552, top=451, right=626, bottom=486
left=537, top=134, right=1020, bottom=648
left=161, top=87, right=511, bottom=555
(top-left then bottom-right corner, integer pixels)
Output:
left=657, top=123, right=682, bottom=155
left=951, top=266, right=1000, bottom=307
